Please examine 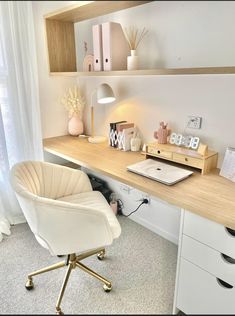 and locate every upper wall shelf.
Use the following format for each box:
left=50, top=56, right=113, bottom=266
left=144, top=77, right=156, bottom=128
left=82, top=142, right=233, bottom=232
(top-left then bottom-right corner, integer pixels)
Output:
left=45, top=1, right=152, bottom=23
left=44, top=1, right=152, bottom=72
left=45, top=1, right=235, bottom=76
left=50, top=67, right=235, bottom=77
